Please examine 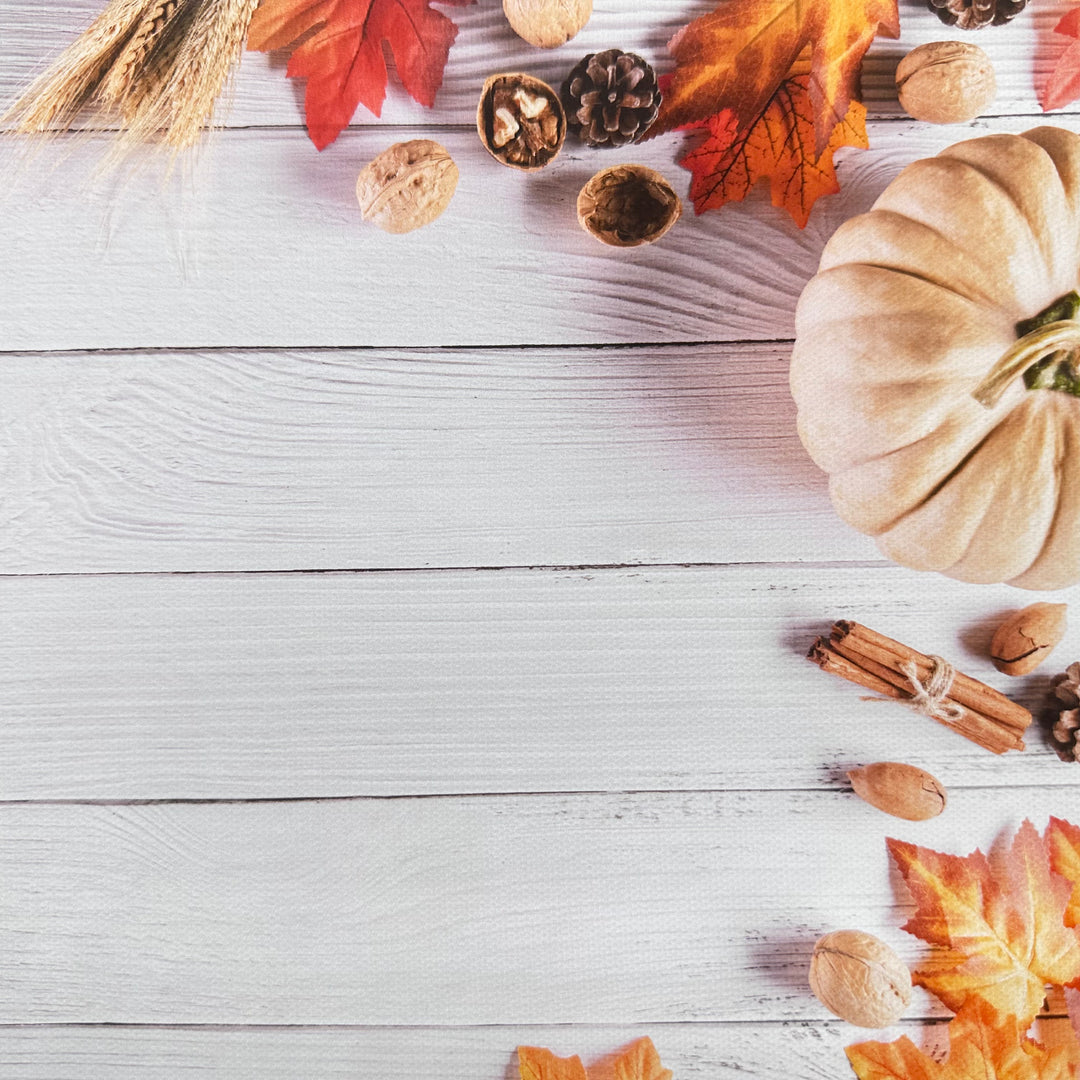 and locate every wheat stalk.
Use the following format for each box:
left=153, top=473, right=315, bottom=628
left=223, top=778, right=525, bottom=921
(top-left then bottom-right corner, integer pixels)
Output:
left=119, top=0, right=258, bottom=149
left=4, top=0, right=153, bottom=132
left=98, top=0, right=184, bottom=111
left=5, top=0, right=255, bottom=154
